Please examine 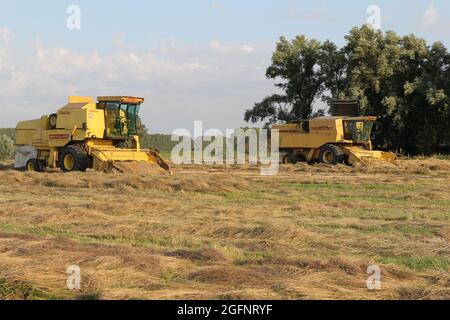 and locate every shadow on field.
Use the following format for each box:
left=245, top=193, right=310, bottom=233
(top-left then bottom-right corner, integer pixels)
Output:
left=0, top=163, right=14, bottom=171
